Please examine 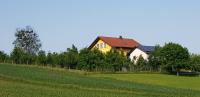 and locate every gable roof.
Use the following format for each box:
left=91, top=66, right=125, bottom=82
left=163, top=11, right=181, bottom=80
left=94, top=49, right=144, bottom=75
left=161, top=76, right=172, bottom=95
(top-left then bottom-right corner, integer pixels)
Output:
left=88, top=36, right=140, bottom=49
left=138, top=45, right=155, bottom=53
